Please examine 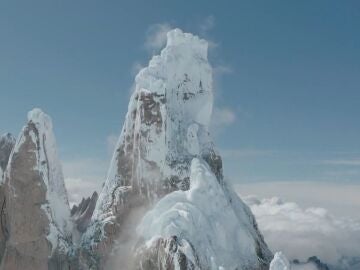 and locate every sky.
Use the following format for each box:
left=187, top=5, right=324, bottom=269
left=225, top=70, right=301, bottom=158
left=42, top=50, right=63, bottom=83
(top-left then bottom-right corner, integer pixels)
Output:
left=1, top=1, right=360, bottom=207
